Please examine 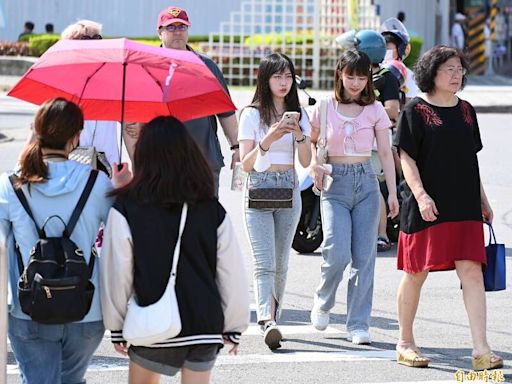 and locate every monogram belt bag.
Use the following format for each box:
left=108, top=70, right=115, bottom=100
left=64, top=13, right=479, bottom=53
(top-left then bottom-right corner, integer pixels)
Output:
left=69, top=146, right=112, bottom=178
left=248, top=188, right=293, bottom=209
